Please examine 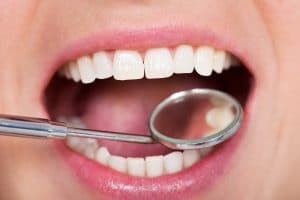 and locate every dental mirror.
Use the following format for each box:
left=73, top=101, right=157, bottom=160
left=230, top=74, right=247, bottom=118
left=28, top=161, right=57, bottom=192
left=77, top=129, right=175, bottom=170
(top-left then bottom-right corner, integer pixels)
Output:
left=149, top=89, right=243, bottom=150
left=0, top=88, right=243, bottom=150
